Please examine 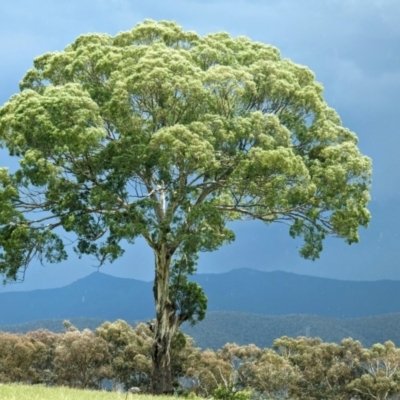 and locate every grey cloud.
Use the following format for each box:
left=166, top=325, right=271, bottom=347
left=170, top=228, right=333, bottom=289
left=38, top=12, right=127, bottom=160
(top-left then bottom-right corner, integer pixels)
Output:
left=1, top=1, right=397, bottom=196
left=0, top=0, right=398, bottom=286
